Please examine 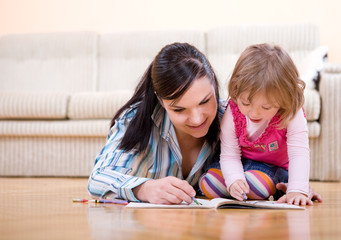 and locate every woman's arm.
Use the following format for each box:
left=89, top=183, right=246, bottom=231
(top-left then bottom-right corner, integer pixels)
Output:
left=88, top=108, right=196, bottom=204
left=88, top=113, right=150, bottom=202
